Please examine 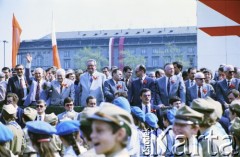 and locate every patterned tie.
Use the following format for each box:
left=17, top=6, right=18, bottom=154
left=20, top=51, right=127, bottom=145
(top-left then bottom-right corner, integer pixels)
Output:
left=198, top=86, right=201, bottom=98
left=145, top=105, right=148, bottom=114
left=35, top=81, right=40, bottom=101
left=167, top=77, right=171, bottom=94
